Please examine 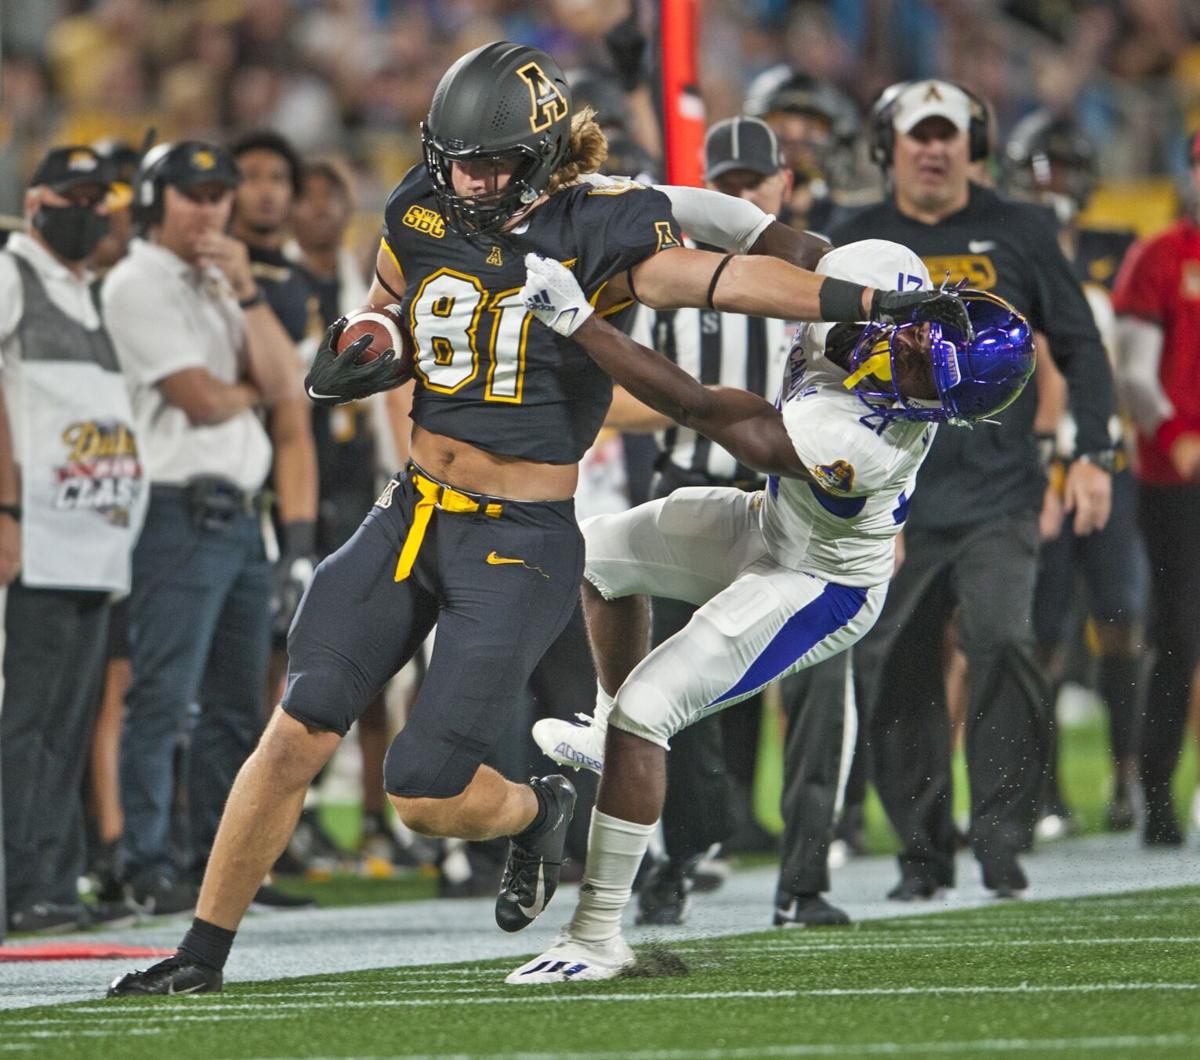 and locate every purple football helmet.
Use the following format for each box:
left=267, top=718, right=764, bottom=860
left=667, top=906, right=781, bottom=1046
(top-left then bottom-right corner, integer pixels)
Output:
left=844, top=289, right=1035, bottom=426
